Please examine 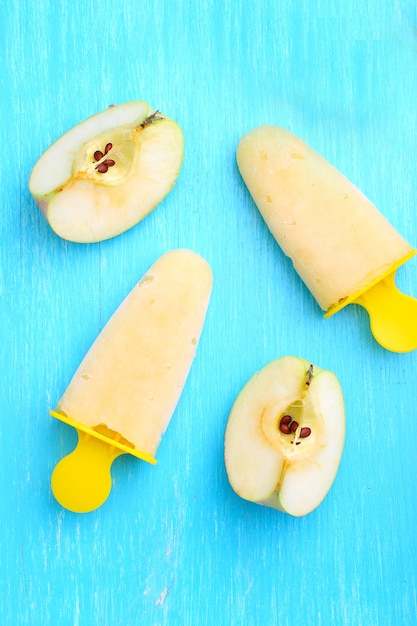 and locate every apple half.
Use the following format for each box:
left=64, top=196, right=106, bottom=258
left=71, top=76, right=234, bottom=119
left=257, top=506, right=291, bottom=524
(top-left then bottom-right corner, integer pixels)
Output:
left=224, top=356, right=345, bottom=516
left=28, top=101, right=184, bottom=243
